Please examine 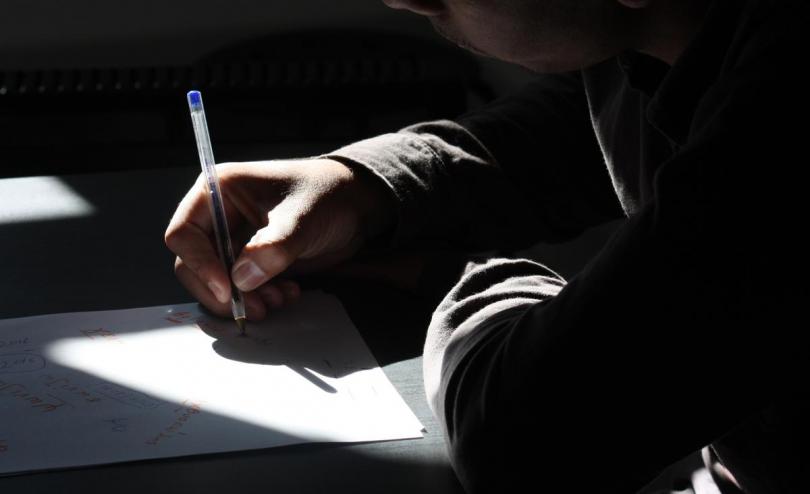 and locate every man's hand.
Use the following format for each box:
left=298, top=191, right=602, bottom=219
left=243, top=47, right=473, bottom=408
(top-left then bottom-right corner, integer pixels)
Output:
left=165, top=159, right=396, bottom=320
